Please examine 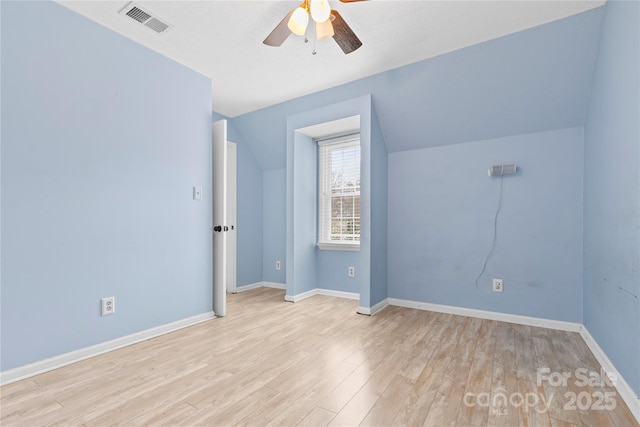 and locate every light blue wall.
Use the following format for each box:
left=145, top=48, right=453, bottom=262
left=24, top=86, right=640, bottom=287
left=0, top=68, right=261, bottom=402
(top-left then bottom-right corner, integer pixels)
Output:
left=213, top=114, right=264, bottom=287
left=286, top=96, right=372, bottom=305
left=1, top=1, right=212, bottom=370
left=287, top=133, right=318, bottom=295
left=232, top=8, right=602, bottom=171
left=317, top=251, right=360, bottom=294
left=262, top=169, right=286, bottom=284
left=388, top=128, right=584, bottom=322
left=262, top=166, right=365, bottom=290
left=231, top=8, right=603, bottom=315
left=583, top=0, right=640, bottom=396
left=369, top=105, right=388, bottom=306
